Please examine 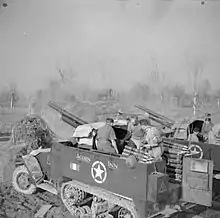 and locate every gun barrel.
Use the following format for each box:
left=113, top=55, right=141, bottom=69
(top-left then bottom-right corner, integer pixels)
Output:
left=135, top=105, right=174, bottom=128
left=135, top=105, right=173, bottom=122
left=48, top=101, right=62, bottom=113
left=48, top=101, right=88, bottom=127
left=61, top=115, right=79, bottom=129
